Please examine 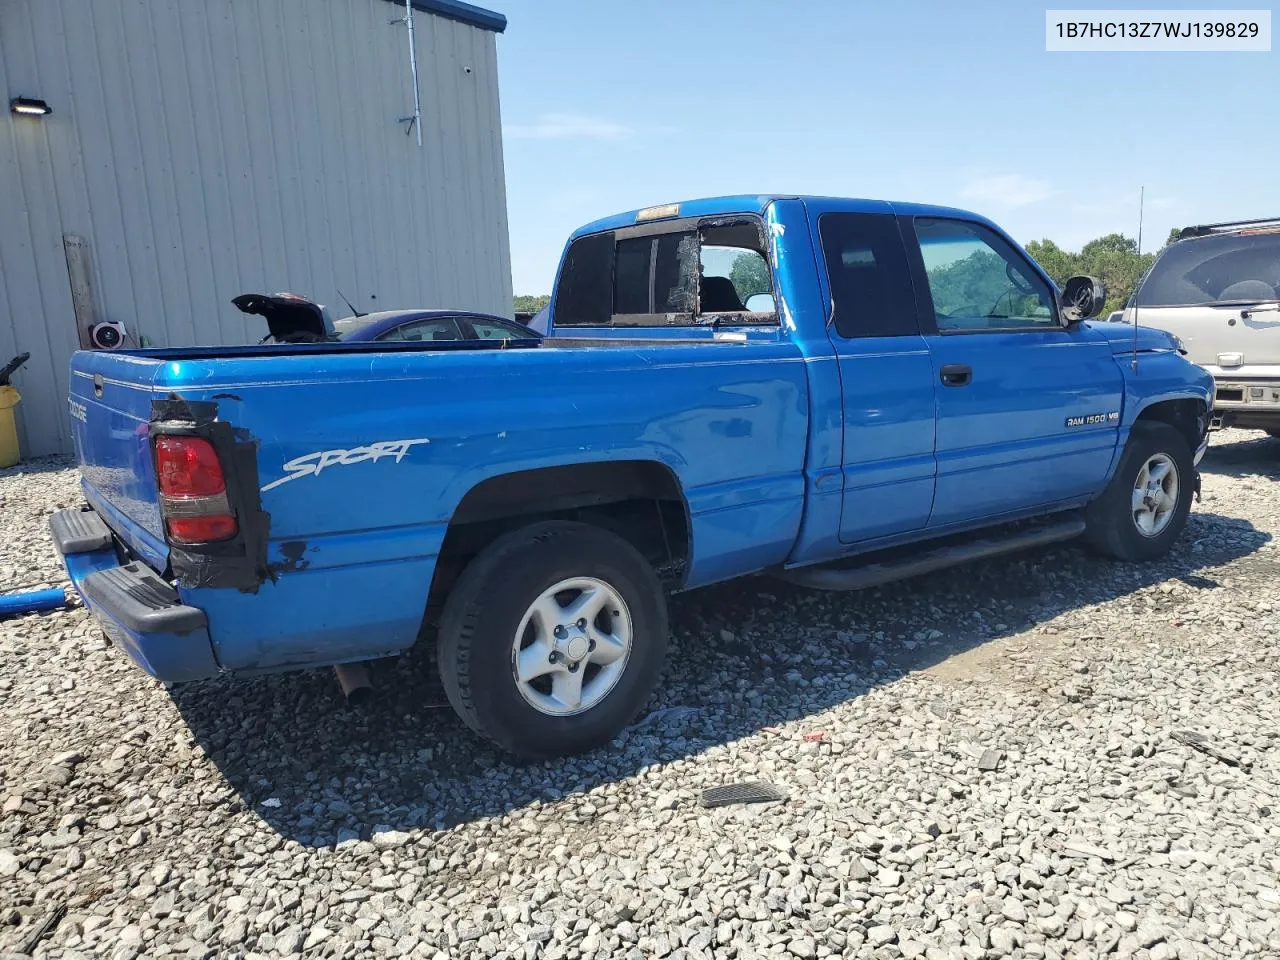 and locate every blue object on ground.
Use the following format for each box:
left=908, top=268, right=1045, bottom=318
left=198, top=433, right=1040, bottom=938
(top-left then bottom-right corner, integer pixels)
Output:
left=0, top=587, right=68, bottom=618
